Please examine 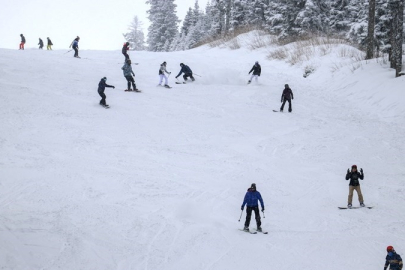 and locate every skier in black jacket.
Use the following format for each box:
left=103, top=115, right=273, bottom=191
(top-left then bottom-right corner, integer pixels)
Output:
left=345, top=164, right=365, bottom=208
left=122, top=42, right=130, bottom=61
left=248, top=61, right=261, bottom=84
left=98, top=77, right=115, bottom=107
left=385, top=246, right=403, bottom=270
left=280, top=84, right=294, bottom=112
left=19, top=34, right=26, bottom=50
left=175, top=63, right=194, bottom=82
left=38, top=38, right=44, bottom=49
left=47, top=37, right=53, bottom=50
